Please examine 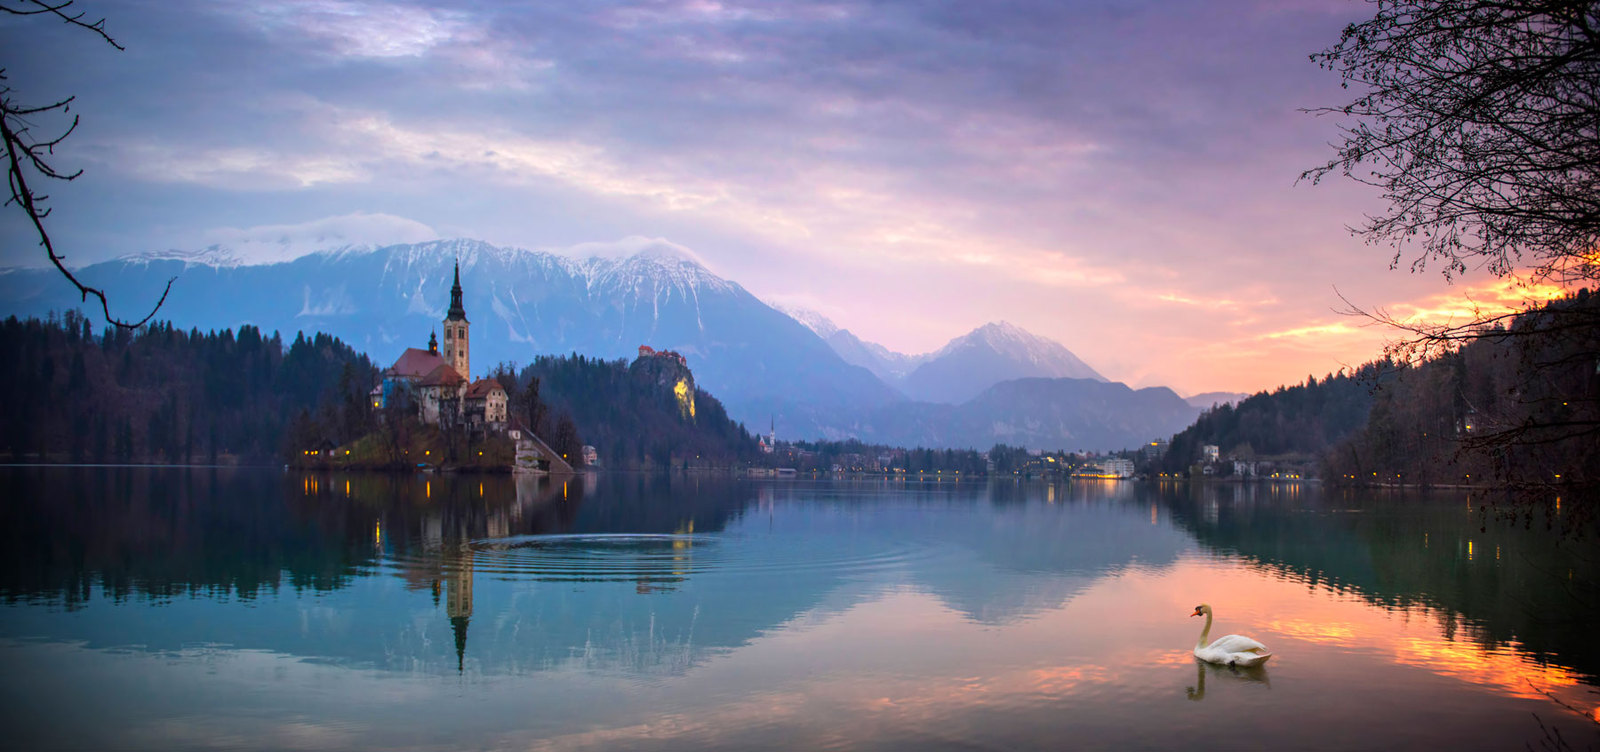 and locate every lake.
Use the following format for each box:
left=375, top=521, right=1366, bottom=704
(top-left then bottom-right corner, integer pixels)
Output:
left=2, top=467, right=1596, bottom=750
